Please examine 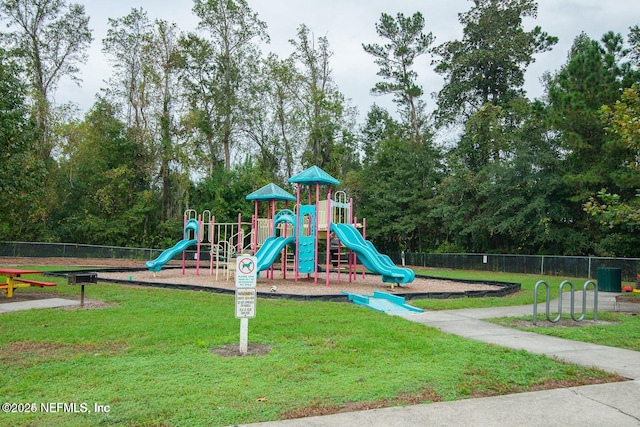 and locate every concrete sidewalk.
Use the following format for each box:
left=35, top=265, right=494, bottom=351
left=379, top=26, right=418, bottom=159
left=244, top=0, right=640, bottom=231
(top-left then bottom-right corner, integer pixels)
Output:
left=0, top=298, right=82, bottom=313
left=241, top=292, right=640, bottom=427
